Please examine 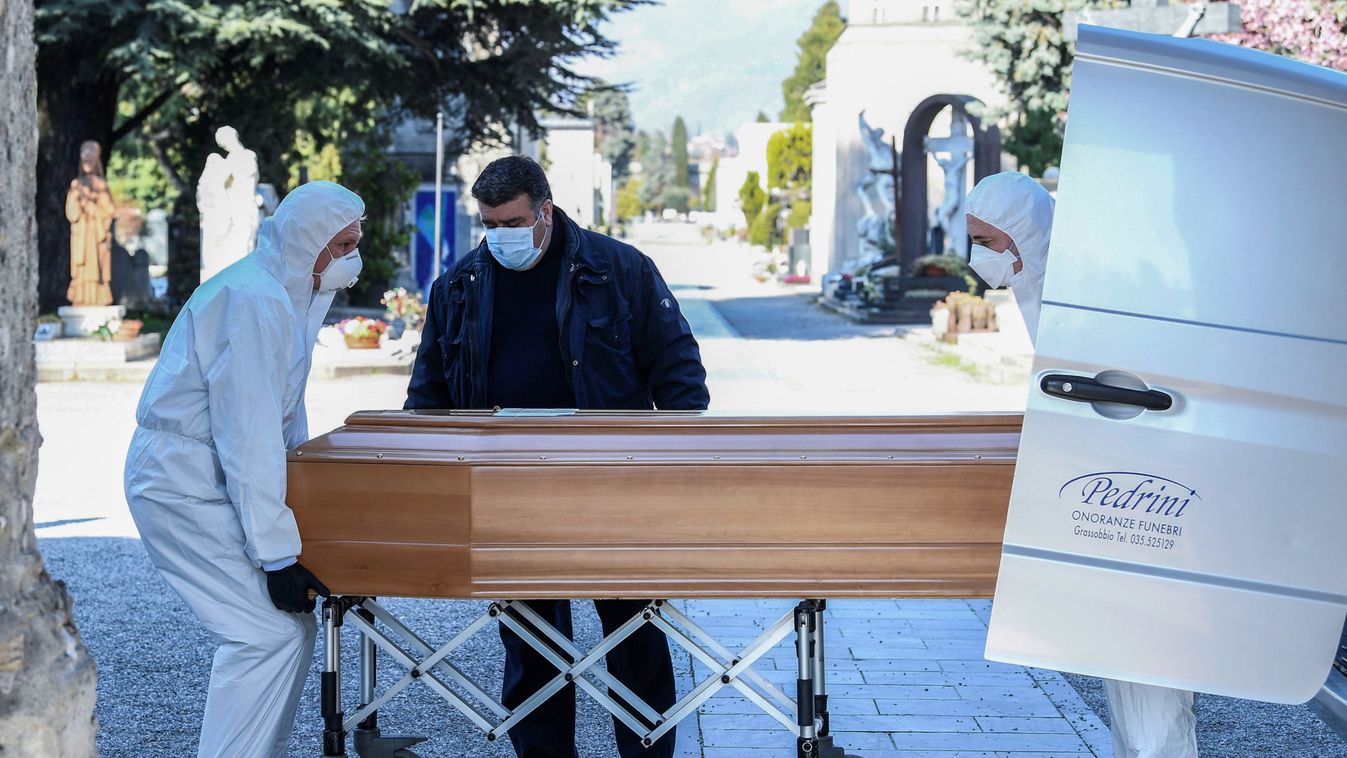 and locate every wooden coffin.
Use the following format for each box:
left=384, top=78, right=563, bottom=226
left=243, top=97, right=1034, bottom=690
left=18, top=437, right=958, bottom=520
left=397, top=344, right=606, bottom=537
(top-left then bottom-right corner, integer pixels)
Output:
left=287, top=411, right=1022, bottom=600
